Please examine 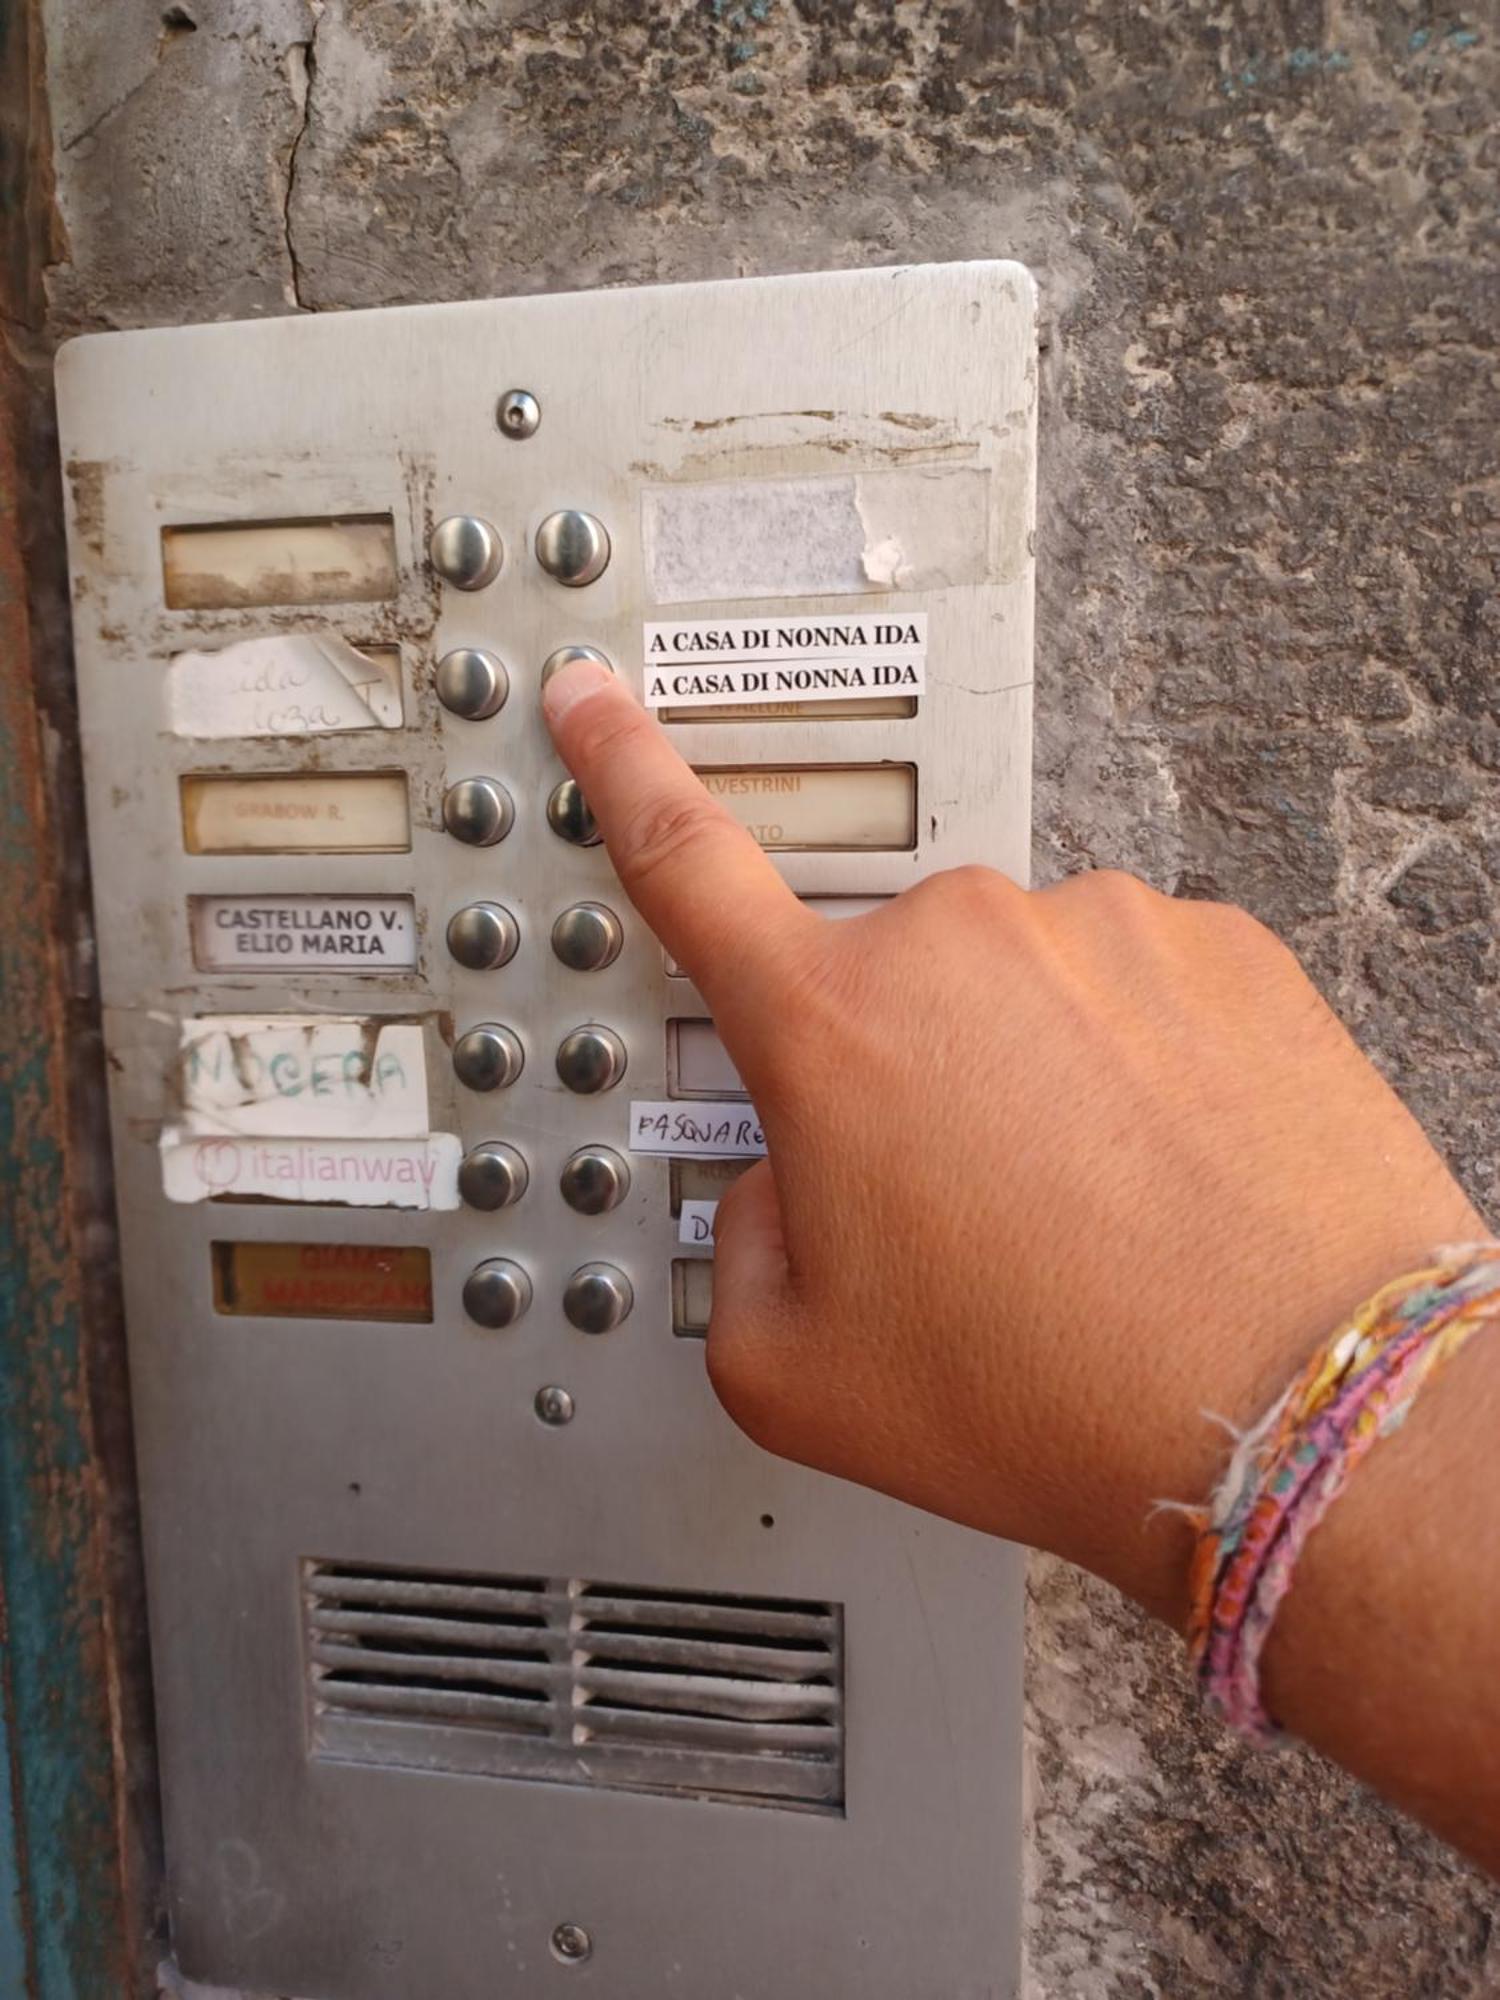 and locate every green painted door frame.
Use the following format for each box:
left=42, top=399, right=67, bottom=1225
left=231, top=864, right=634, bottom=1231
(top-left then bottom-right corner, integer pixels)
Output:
left=0, top=1, right=158, bottom=1991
